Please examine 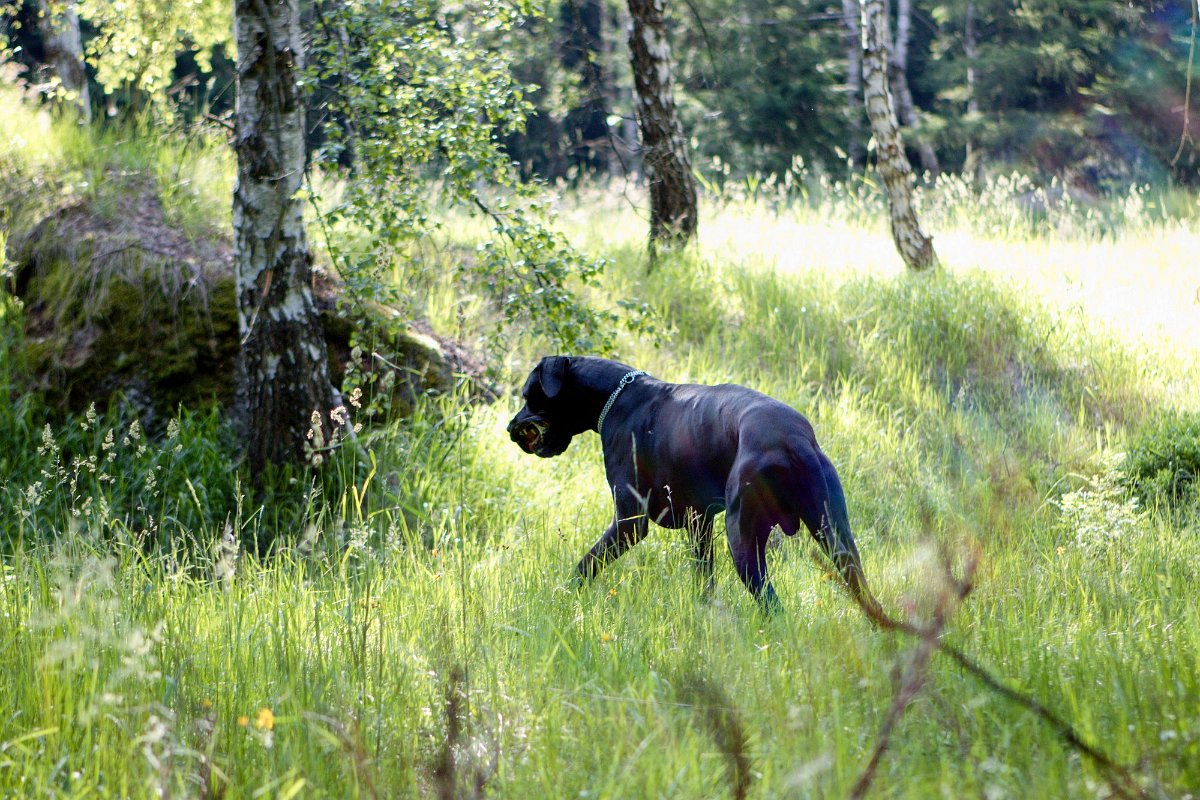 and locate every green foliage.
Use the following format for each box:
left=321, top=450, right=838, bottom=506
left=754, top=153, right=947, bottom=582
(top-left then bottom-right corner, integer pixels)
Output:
left=4, top=0, right=1197, bottom=184
left=2, top=249, right=1199, bottom=793
left=75, top=0, right=230, bottom=113
left=1121, top=410, right=1200, bottom=513
left=494, top=6, right=590, bottom=179
left=1055, top=453, right=1146, bottom=554
left=924, top=0, right=1197, bottom=183
left=4, top=401, right=244, bottom=549
left=306, top=0, right=620, bottom=354
left=674, top=0, right=850, bottom=177
left=4, top=84, right=1200, bottom=796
